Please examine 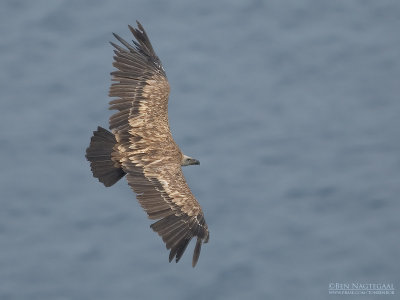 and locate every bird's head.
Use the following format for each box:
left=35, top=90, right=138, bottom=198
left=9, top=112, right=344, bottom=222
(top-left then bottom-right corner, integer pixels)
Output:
left=181, top=154, right=200, bottom=166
